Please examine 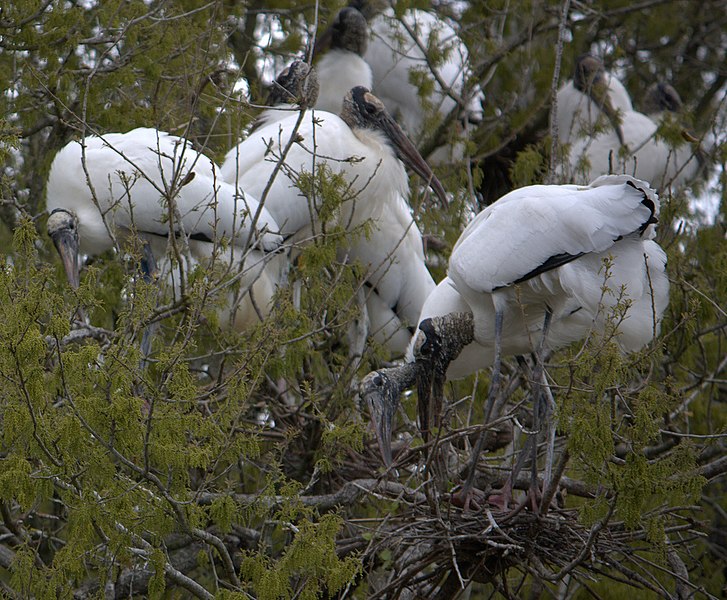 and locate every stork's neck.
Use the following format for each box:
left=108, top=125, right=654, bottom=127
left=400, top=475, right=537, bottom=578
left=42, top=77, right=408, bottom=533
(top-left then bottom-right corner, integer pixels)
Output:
left=351, top=127, right=409, bottom=201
